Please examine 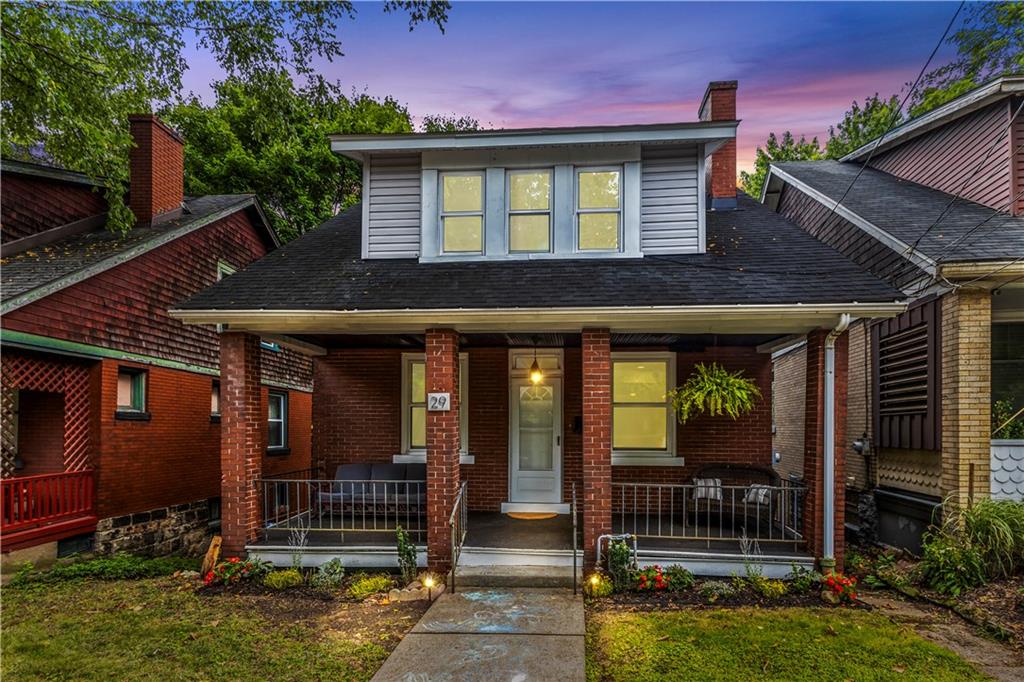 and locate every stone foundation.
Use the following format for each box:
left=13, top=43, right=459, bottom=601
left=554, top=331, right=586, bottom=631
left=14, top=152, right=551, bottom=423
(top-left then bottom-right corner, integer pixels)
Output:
left=95, top=500, right=213, bottom=557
